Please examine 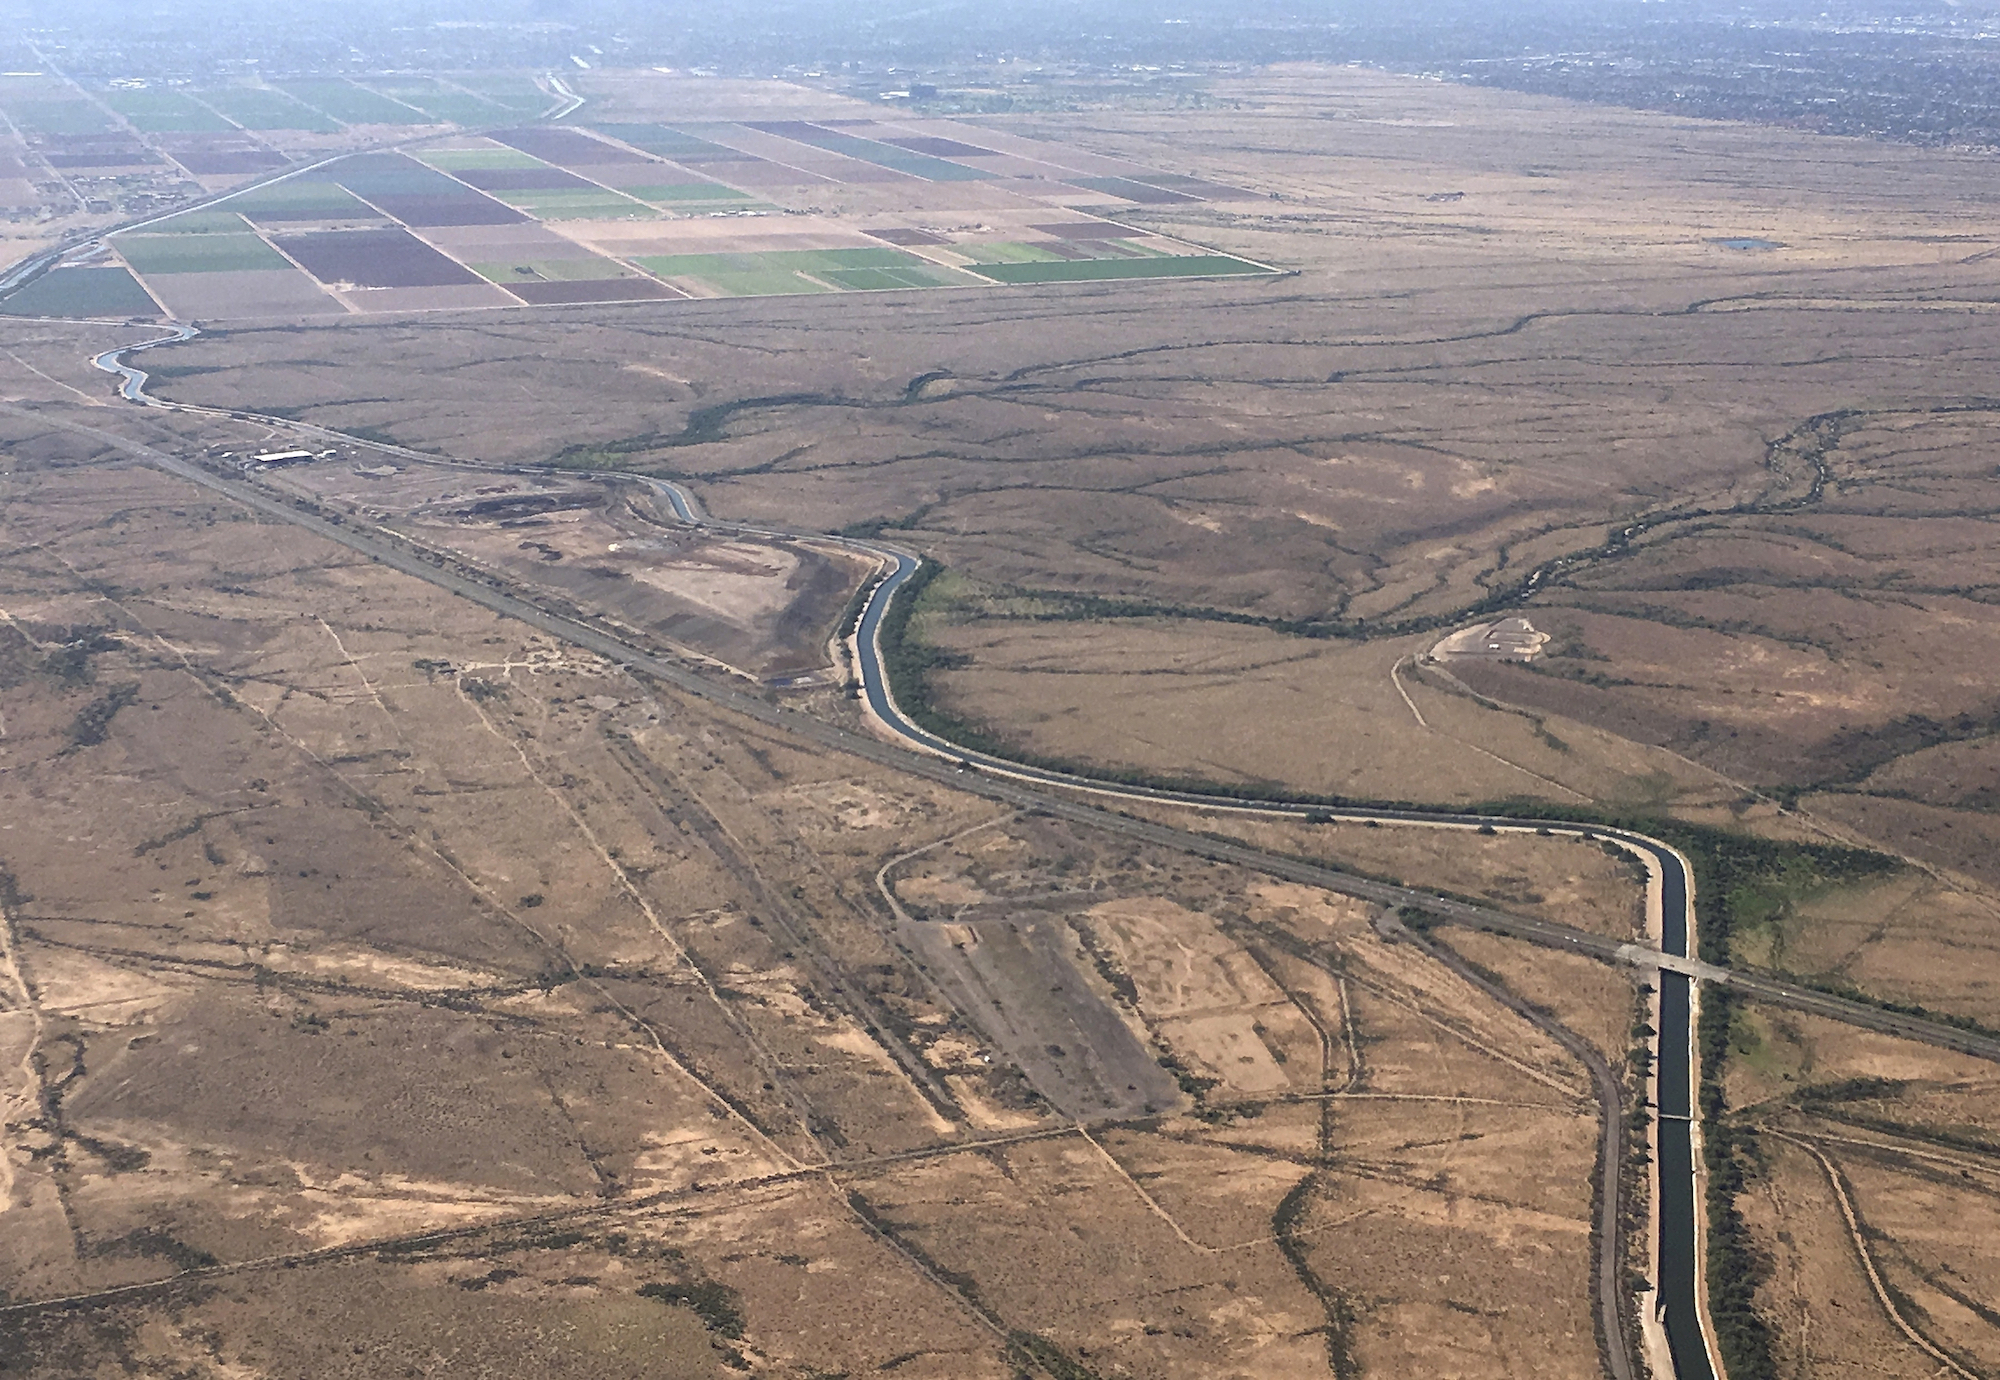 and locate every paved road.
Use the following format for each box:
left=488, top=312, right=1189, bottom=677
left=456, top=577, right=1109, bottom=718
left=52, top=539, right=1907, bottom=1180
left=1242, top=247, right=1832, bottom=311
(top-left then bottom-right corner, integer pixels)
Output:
left=69, top=331, right=2000, bottom=1379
